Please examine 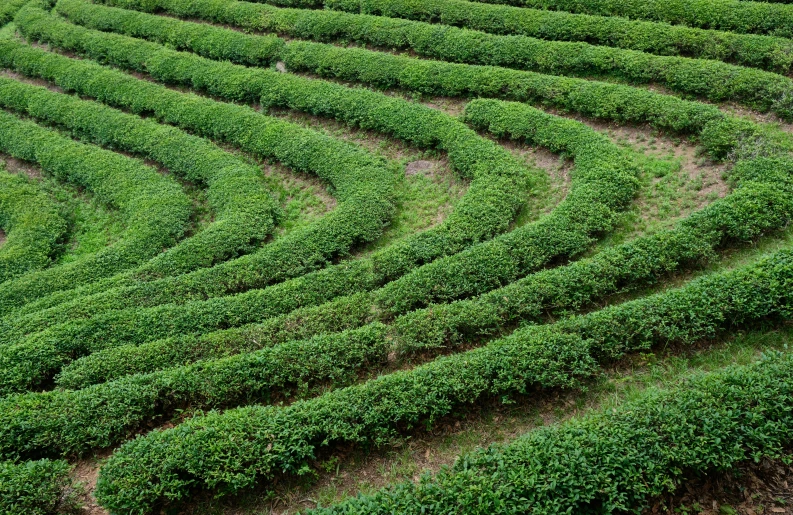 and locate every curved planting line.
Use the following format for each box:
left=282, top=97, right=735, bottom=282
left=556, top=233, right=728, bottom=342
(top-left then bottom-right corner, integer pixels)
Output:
left=0, top=77, right=281, bottom=279
left=0, top=108, right=191, bottom=306
left=456, top=0, right=793, bottom=38
left=0, top=35, right=398, bottom=319
left=92, top=245, right=793, bottom=513
left=65, top=147, right=793, bottom=385
left=0, top=98, right=638, bottom=377
left=74, top=0, right=793, bottom=118
left=309, top=351, right=793, bottom=515
left=0, top=169, right=67, bottom=283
